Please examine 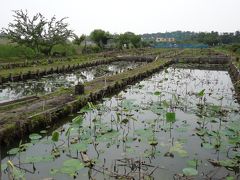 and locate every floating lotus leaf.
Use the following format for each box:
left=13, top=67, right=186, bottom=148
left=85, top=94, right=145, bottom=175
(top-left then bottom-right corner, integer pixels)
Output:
left=135, top=129, right=153, bottom=140
left=219, top=159, right=238, bottom=168
left=29, top=133, right=42, bottom=140
left=182, top=167, right=198, bottom=176
left=166, top=112, right=176, bottom=123
left=170, top=142, right=188, bottom=157
left=7, top=148, right=20, bottom=155
left=60, top=159, right=84, bottom=176
left=187, top=159, right=198, bottom=167
left=40, top=130, right=47, bottom=134
left=50, top=168, right=58, bottom=175
left=23, top=155, right=54, bottom=163
left=202, top=143, right=214, bottom=149
left=197, top=89, right=205, bottom=97
left=72, top=115, right=83, bottom=125
left=1, top=163, right=7, bottom=171
left=97, top=130, right=119, bottom=142
left=52, top=131, right=60, bottom=142
left=162, top=100, right=170, bottom=108
left=70, top=143, right=88, bottom=152
left=154, top=91, right=161, bottom=96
